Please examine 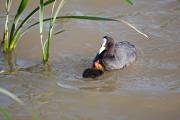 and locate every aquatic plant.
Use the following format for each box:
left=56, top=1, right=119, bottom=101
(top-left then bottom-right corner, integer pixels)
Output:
left=0, top=0, right=55, bottom=71
left=0, top=87, right=22, bottom=120
left=125, top=0, right=133, bottom=5
left=0, top=87, right=41, bottom=120
left=0, top=107, right=12, bottom=120
left=39, top=0, right=66, bottom=63
left=1, top=0, right=55, bottom=52
left=3, top=0, right=30, bottom=52
left=0, top=107, right=41, bottom=120
left=0, top=105, right=40, bottom=120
